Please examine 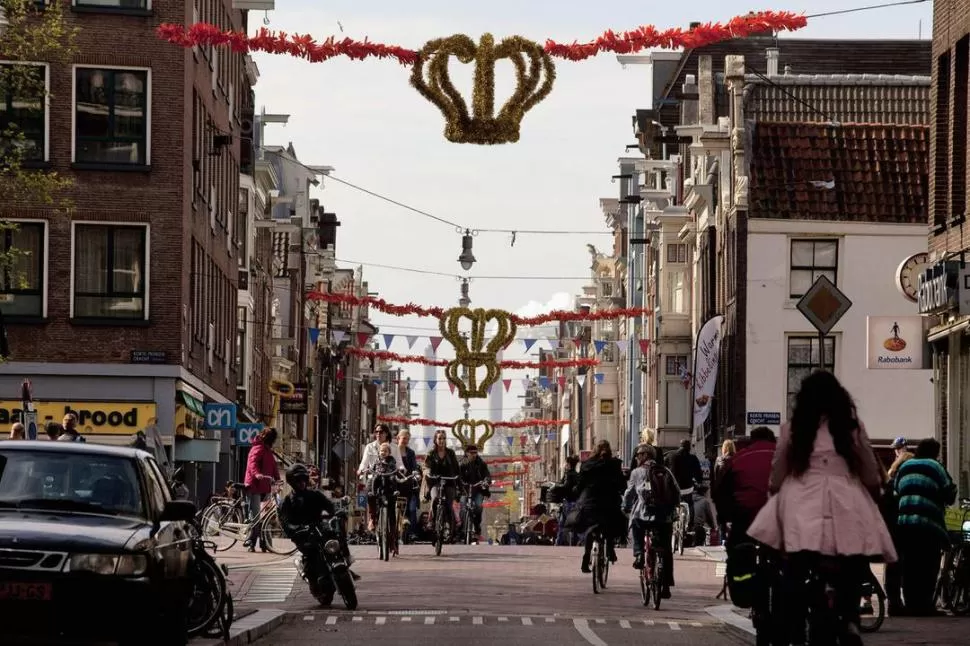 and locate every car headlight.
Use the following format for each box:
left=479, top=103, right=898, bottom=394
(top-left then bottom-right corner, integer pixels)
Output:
left=69, top=553, right=148, bottom=576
